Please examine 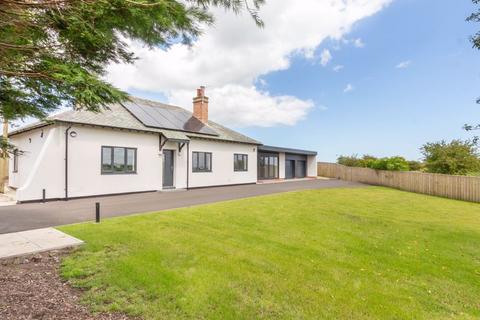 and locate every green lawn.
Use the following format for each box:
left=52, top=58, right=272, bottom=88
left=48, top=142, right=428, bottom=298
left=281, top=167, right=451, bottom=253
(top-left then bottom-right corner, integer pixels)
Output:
left=58, top=187, right=480, bottom=319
